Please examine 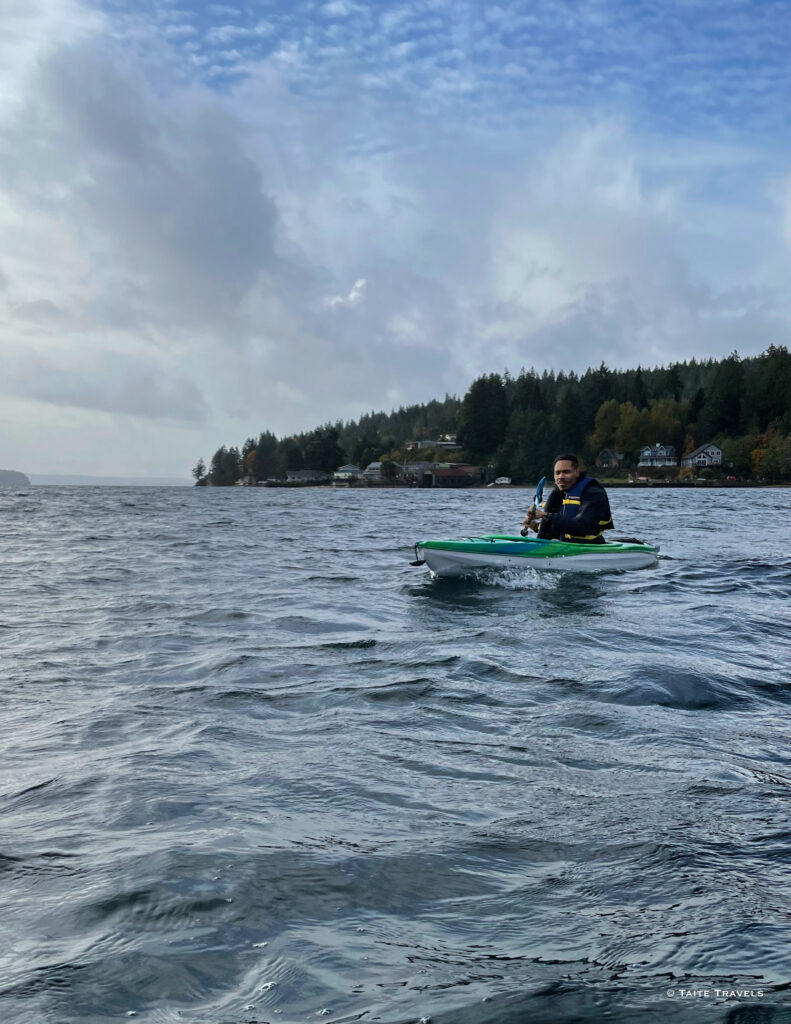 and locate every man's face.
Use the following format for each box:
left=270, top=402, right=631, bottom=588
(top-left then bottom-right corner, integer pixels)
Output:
left=554, top=460, right=581, bottom=492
